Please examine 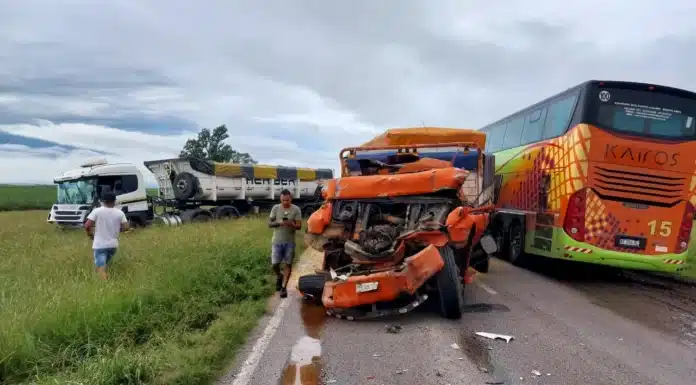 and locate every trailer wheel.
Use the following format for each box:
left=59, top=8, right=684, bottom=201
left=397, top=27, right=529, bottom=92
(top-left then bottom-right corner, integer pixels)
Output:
left=212, top=205, right=240, bottom=220
left=179, top=208, right=213, bottom=223
left=298, top=274, right=327, bottom=305
left=173, top=172, right=198, bottom=200
left=302, top=205, right=316, bottom=219
left=435, top=246, right=464, bottom=320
